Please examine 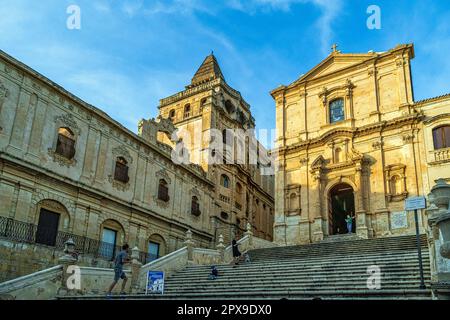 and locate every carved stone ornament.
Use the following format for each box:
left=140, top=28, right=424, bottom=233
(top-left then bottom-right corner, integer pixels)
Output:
left=153, top=195, right=171, bottom=209
left=191, top=187, right=201, bottom=198
left=48, top=148, right=77, bottom=167
left=54, top=113, right=80, bottom=134
left=155, top=169, right=172, bottom=184
left=108, top=175, right=131, bottom=192
left=0, top=81, right=8, bottom=101
left=112, top=145, right=133, bottom=164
